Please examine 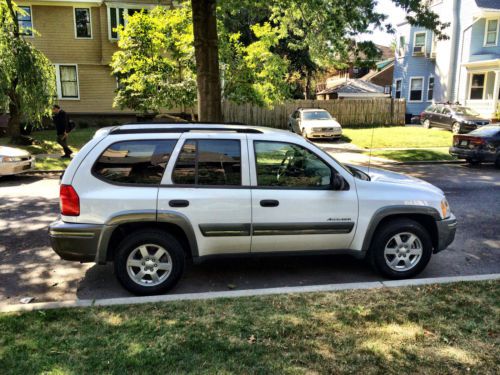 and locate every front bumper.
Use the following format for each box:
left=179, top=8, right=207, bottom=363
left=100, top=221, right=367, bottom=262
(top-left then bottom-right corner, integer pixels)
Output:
left=0, top=157, right=35, bottom=176
left=49, top=220, right=103, bottom=262
left=306, top=130, right=342, bottom=139
left=435, top=213, right=457, bottom=253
